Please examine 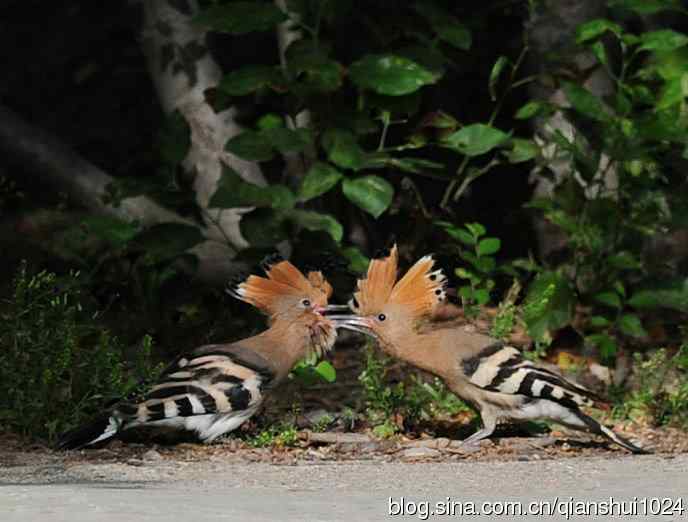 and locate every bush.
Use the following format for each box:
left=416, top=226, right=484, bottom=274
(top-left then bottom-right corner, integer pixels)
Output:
left=0, top=263, right=161, bottom=444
